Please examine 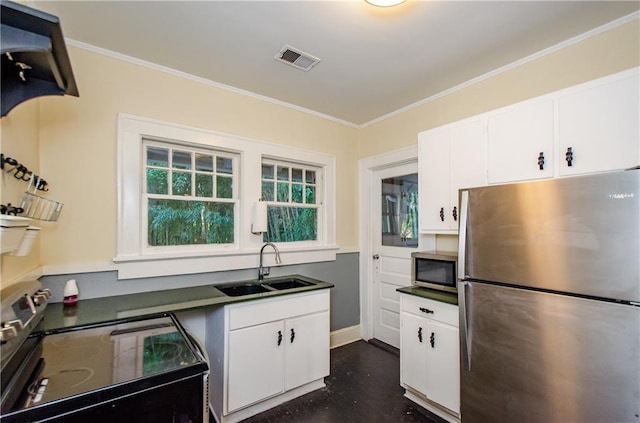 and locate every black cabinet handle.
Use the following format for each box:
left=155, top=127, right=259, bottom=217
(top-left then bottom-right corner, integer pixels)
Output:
left=430, top=332, right=435, bottom=348
left=452, top=206, right=457, bottom=221
left=277, top=330, right=283, bottom=346
left=418, top=327, right=423, bottom=343
left=419, top=307, right=434, bottom=314
left=439, top=207, right=445, bottom=222
left=565, top=147, right=574, bottom=167
left=537, top=152, right=545, bottom=170
left=290, top=328, right=296, bottom=343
